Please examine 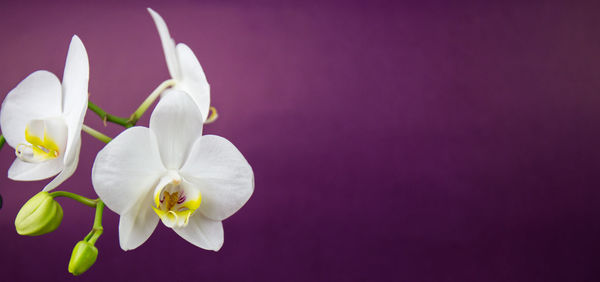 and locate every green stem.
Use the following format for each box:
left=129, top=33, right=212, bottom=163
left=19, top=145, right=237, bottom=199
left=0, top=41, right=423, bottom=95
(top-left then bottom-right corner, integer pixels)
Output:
left=83, top=229, right=95, bottom=242
left=0, top=134, right=5, bottom=151
left=50, top=191, right=105, bottom=244
left=129, top=79, right=176, bottom=124
left=82, top=125, right=112, bottom=143
left=88, top=200, right=104, bottom=245
left=88, top=79, right=174, bottom=128
left=88, top=101, right=131, bottom=128
left=50, top=191, right=98, bottom=208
